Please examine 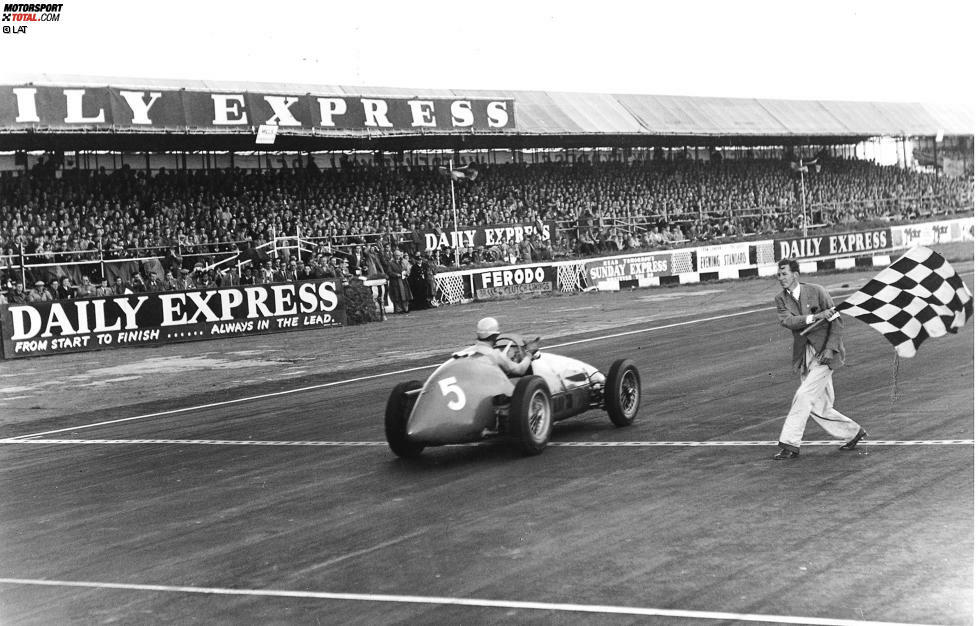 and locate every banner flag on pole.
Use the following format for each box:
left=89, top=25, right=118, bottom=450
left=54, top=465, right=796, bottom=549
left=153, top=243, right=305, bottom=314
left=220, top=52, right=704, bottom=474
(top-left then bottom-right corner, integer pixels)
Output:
left=835, top=246, right=973, bottom=358
left=790, top=157, right=819, bottom=174
left=438, top=163, right=479, bottom=181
